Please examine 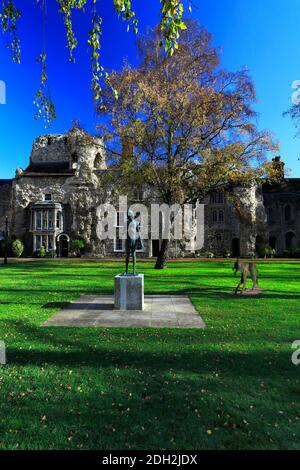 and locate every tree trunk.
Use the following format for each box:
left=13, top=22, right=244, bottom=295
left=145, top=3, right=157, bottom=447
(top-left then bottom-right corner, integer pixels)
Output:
left=155, top=239, right=169, bottom=269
